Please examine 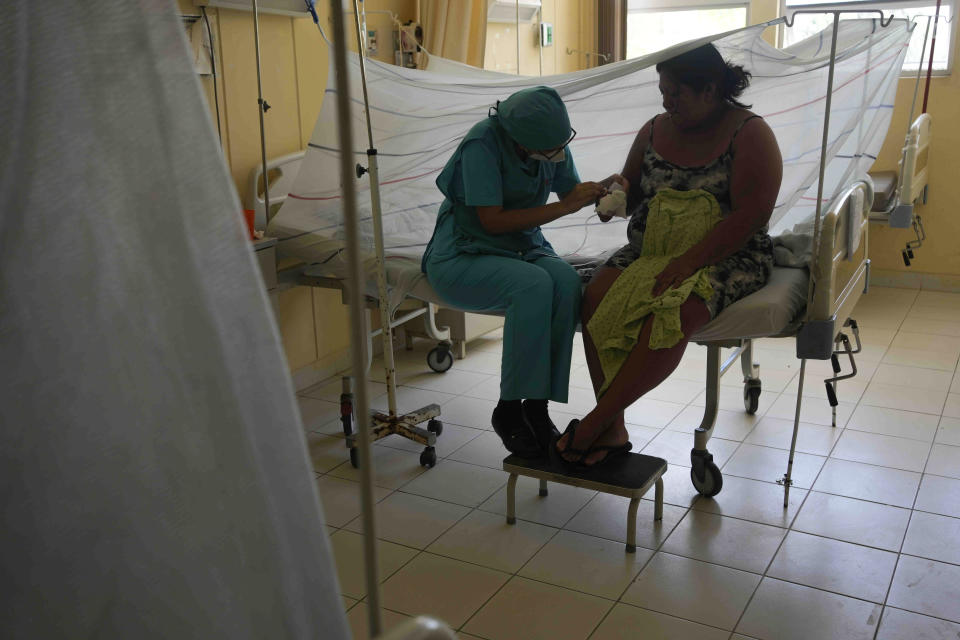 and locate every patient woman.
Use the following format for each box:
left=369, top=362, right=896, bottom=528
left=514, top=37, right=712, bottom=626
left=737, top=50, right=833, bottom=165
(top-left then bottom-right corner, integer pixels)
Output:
left=556, top=44, right=783, bottom=467
left=422, top=86, right=621, bottom=458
